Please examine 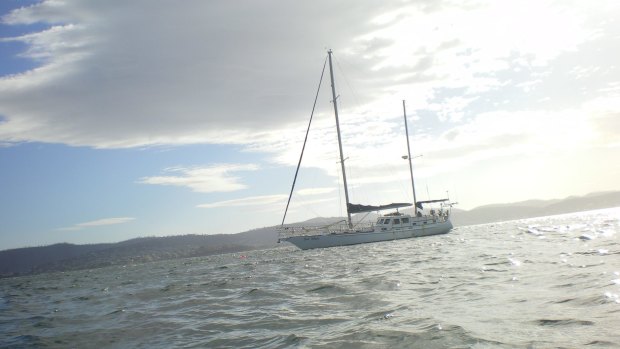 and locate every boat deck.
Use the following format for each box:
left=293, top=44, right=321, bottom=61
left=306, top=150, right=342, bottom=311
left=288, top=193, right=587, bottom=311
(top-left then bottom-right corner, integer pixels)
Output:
left=277, top=222, right=374, bottom=239
left=278, top=213, right=449, bottom=239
